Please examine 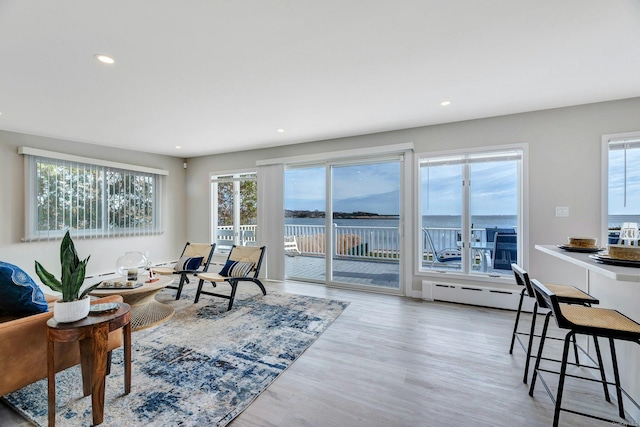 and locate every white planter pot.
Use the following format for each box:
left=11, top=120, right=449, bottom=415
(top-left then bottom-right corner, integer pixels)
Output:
left=53, top=296, right=90, bottom=323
